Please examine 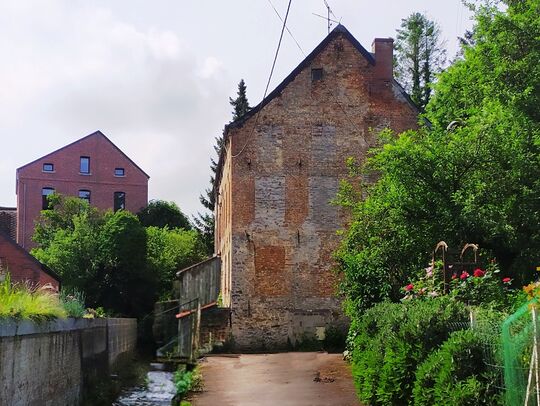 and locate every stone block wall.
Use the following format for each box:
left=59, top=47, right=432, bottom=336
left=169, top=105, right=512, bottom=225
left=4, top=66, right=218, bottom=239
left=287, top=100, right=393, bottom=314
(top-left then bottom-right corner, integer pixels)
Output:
left=0, top=318, right=137, bottom=405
